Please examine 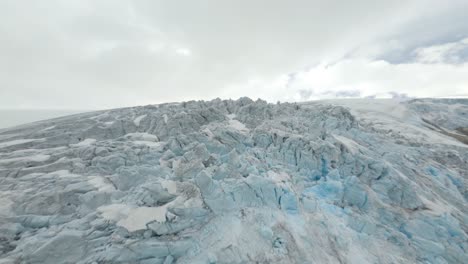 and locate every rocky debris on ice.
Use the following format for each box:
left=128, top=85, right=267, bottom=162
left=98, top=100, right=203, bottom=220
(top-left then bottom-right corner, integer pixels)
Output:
left=0, top=98, right=467, bottom=263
